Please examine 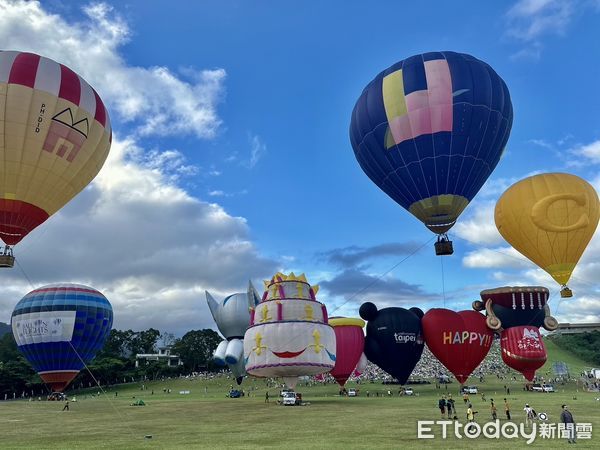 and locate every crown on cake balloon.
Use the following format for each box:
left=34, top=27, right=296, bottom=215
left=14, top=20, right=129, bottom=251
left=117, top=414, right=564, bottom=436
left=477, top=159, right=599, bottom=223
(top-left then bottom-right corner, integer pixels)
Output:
left=260, top=272, right=319, bottom=302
